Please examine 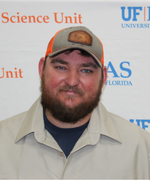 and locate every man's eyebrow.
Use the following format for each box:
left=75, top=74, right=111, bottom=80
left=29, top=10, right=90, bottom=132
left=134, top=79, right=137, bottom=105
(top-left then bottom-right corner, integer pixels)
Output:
left=50, top=58, right=68, bottom=65
left=80, top=63, right=98, bottom=69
